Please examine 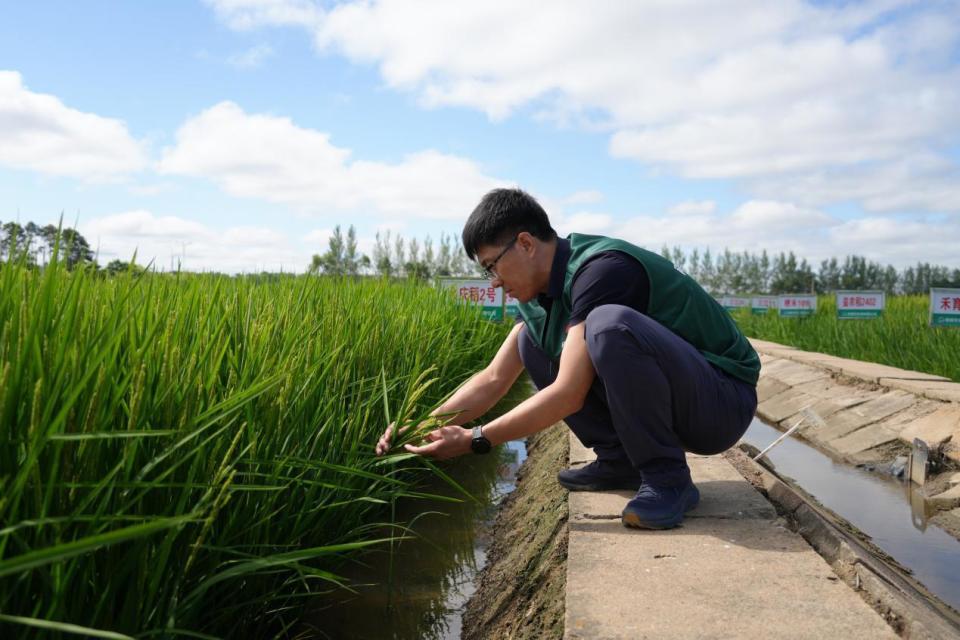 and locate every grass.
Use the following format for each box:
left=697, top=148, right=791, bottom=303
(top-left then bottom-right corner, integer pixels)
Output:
left=732, top=295, right=960, bottom=381
left=0, top=252, right=512, bottom=638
